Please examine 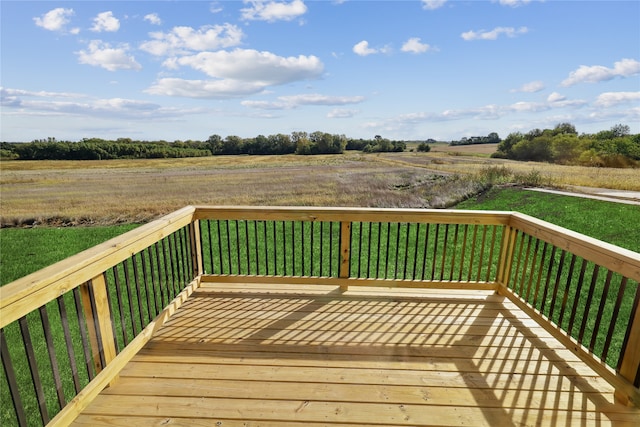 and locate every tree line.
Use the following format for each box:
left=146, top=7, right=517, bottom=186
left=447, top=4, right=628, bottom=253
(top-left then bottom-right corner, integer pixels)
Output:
left=492, top=123, right=640, bottom=167
left=0, top=132, right=416, bottom=160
